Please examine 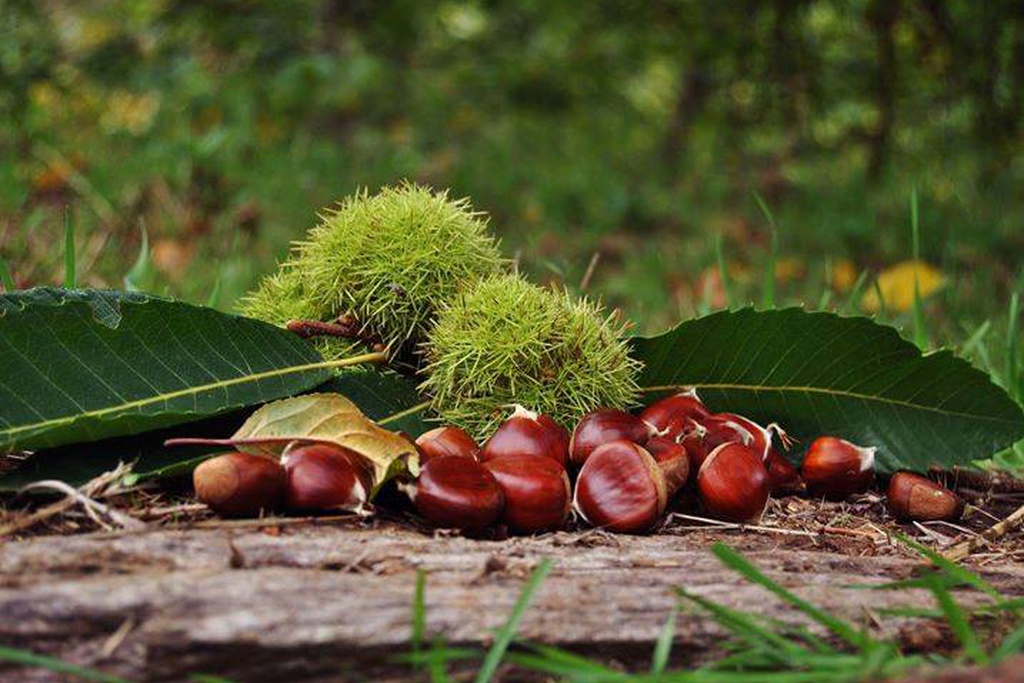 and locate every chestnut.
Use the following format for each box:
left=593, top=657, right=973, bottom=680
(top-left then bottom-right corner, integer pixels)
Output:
left=484, top=453, right=571, bottom=534
left=712, top=412, right=785, bottom=461
left=640, top=389, right=710, bottom=440
left=415, top=426, right=480, bottom=462
left=801, top=436, right=875, bottom=501
left=887, top=472, right=964, bottom=522
left=765, top=448, right=802, bottom=494
left=679, top=417, right=751, bottom=469
left=643, top=436, right=691, bottom=494
left=193, top=452, right=286, bottom=518
left=412, top=455, right=504, bottom=532
left=282, top=443, right=373, bottom=513
left=480, top=405, right=570, bottom=469
left=574, top=440, right=688, bottom=534
left=696, top=443, right=770, bottom=523
left=569, top=408, right=653, bottom=467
